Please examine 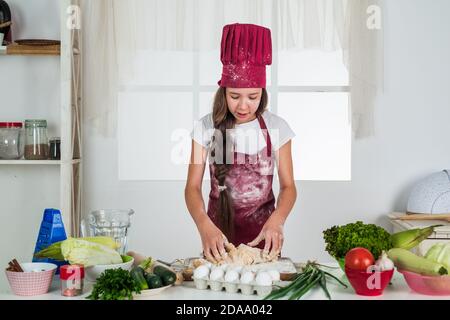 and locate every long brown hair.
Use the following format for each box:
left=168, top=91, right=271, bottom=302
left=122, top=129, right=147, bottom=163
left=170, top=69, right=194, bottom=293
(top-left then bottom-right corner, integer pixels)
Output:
left=210, top=87, right=268, bottom=241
